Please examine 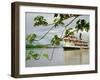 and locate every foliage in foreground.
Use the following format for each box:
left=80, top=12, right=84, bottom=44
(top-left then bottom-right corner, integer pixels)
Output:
left=26, top=14, right=89, bottom=61
left=26, top=50, right=49, bottom=61
left=26, top=44, right=48, bottom=48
